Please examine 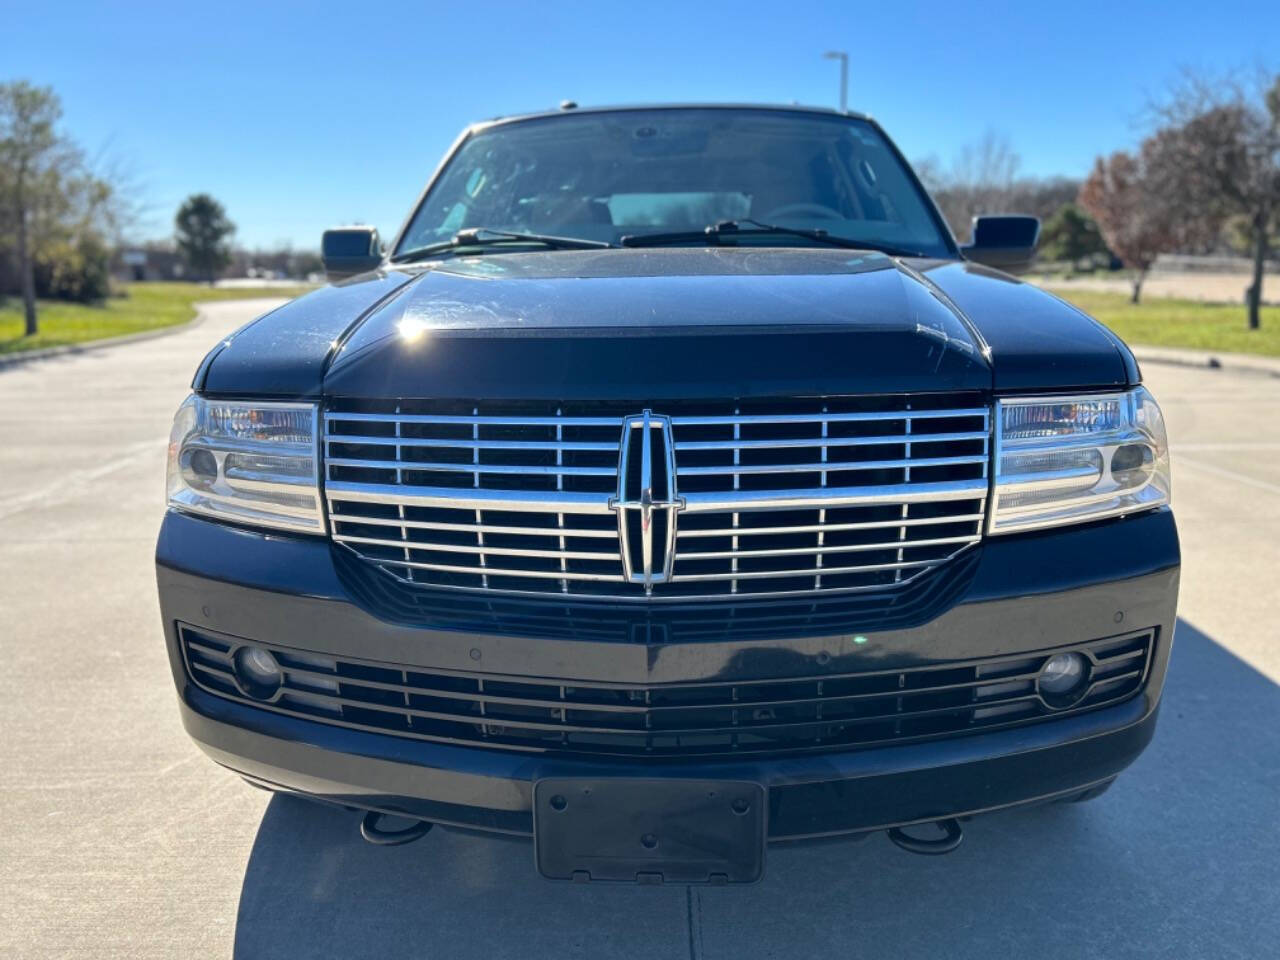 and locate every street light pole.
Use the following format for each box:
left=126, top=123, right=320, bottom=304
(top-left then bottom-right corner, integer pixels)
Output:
left=823, top=50, right=848, bottom=112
